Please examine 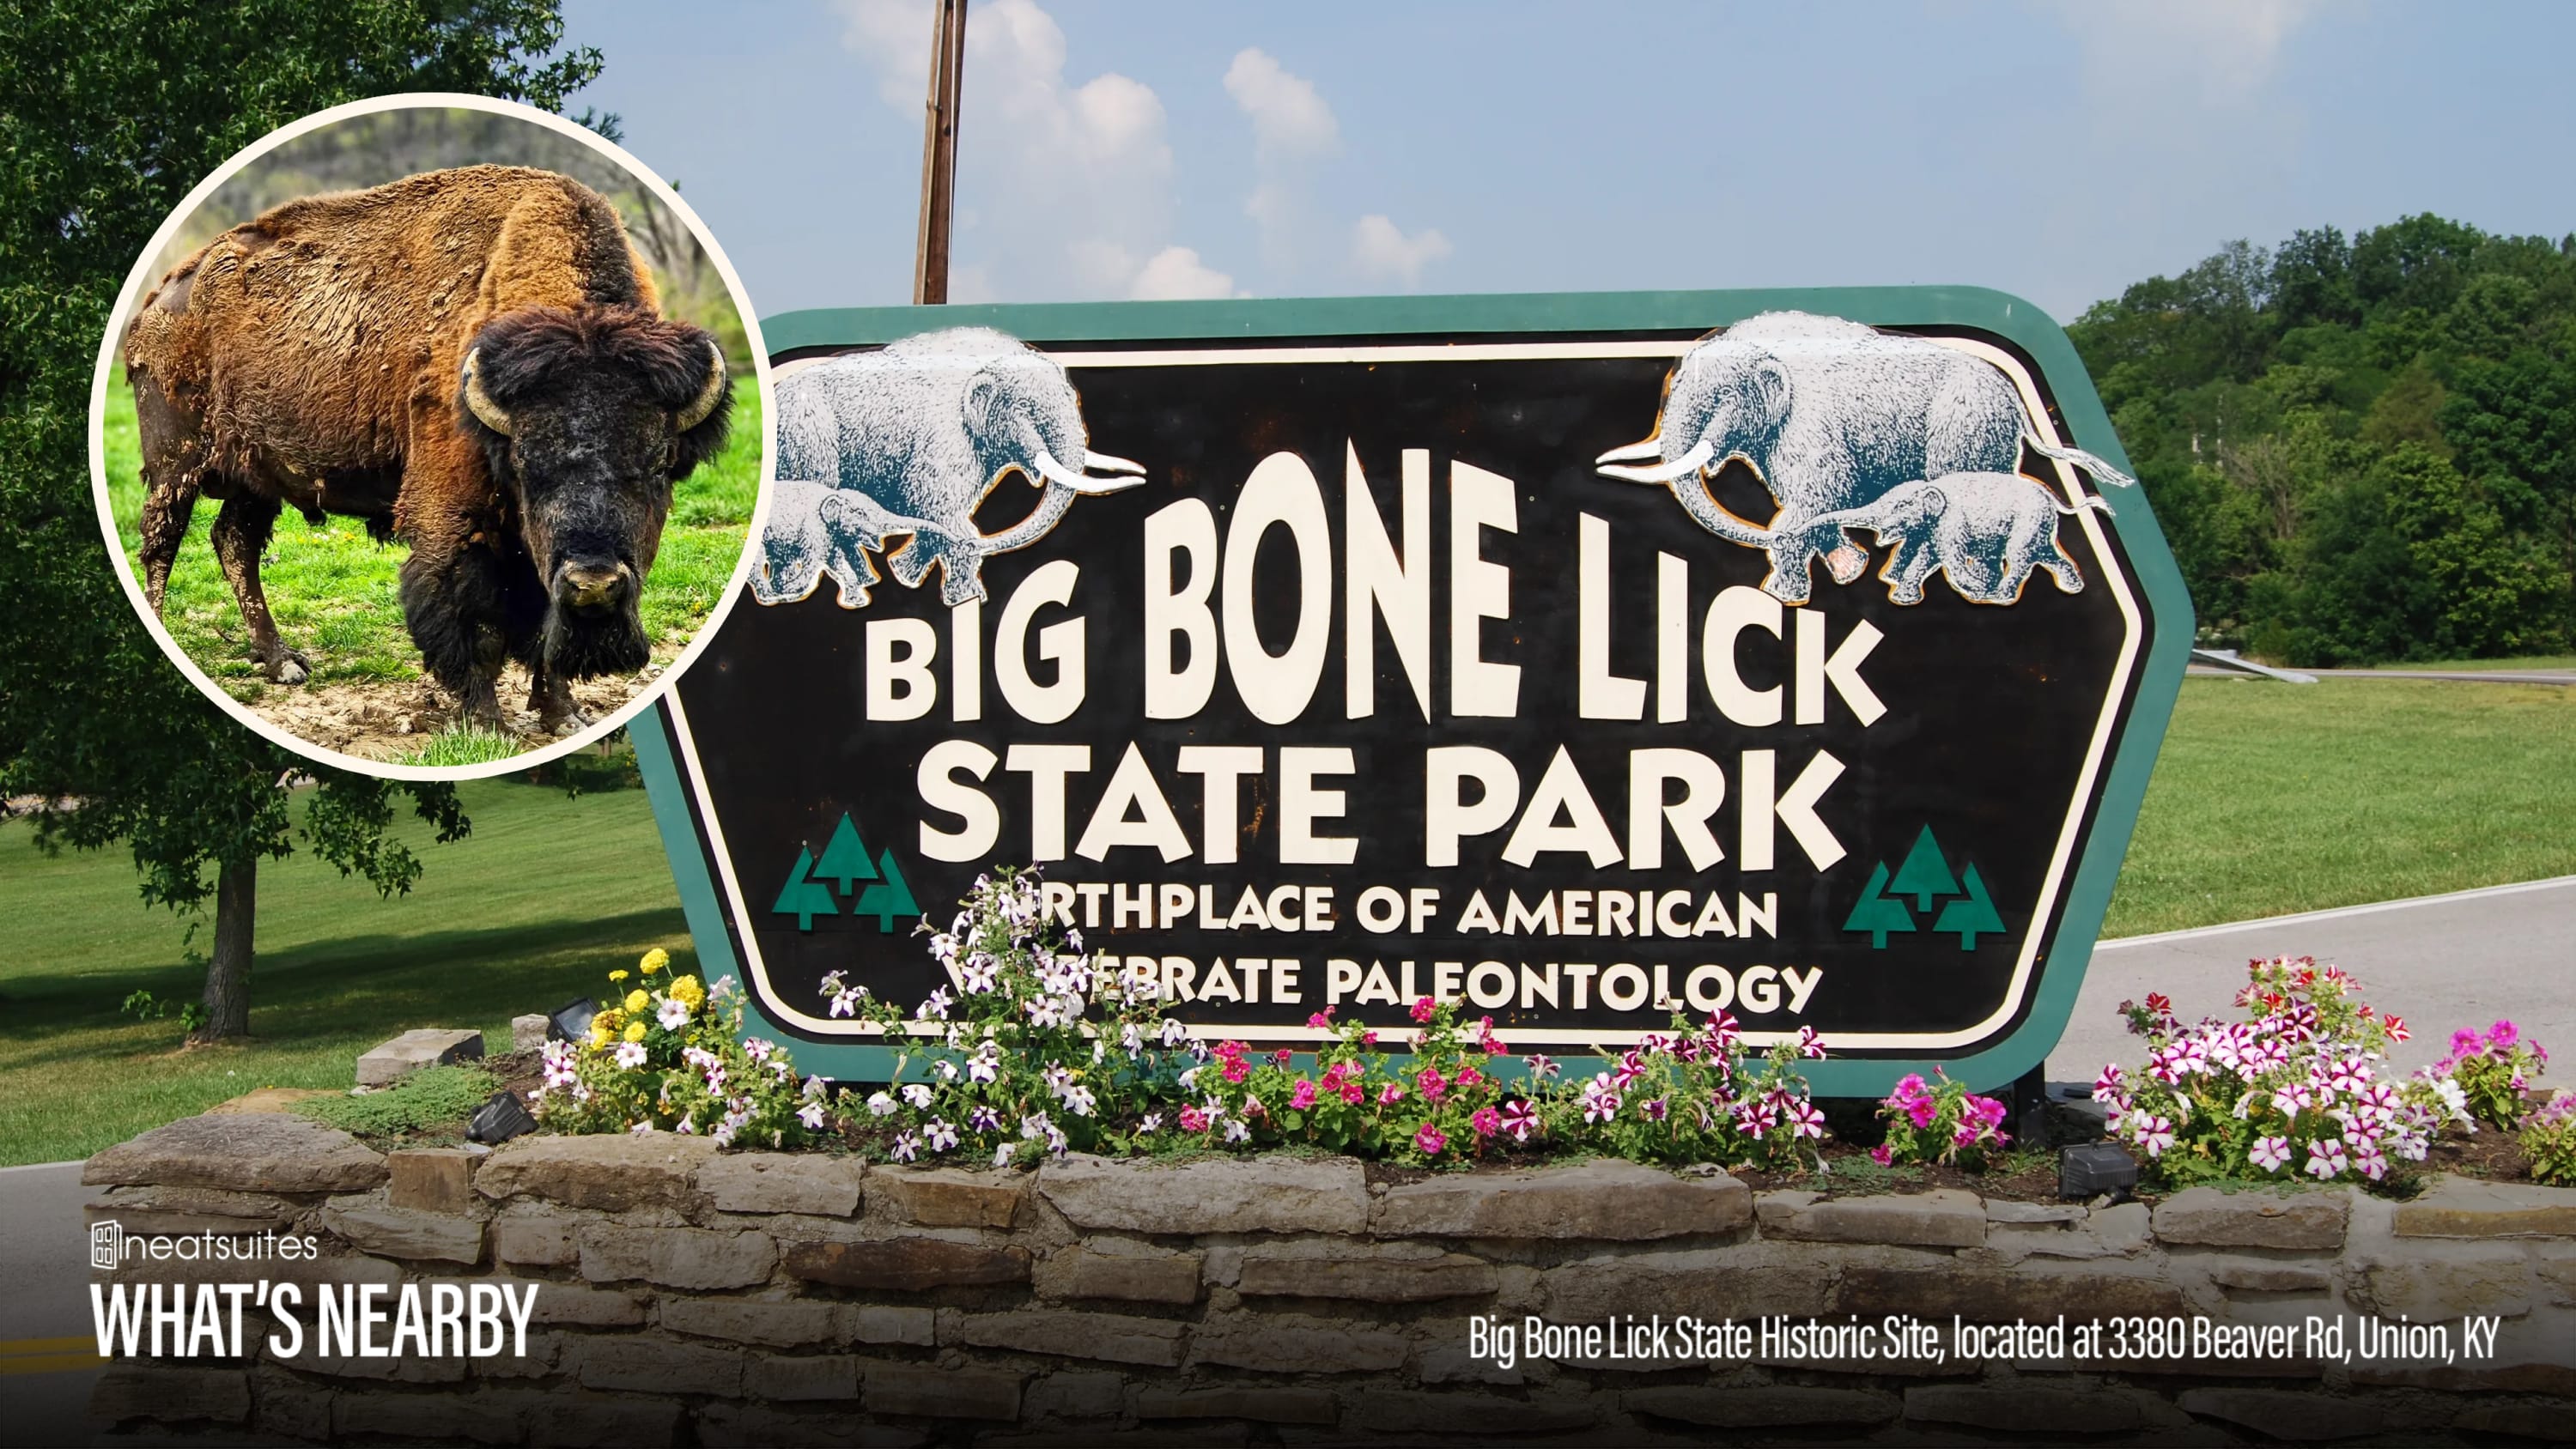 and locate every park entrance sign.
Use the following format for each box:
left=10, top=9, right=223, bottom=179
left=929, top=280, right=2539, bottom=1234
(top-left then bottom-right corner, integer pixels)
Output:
left=635, top=290, right=2192, bottom=1094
